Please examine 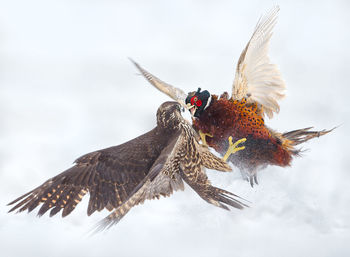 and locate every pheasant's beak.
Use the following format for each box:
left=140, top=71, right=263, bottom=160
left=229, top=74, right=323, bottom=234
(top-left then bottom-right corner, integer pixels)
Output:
left=186, top=103, right=197, bottom=116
